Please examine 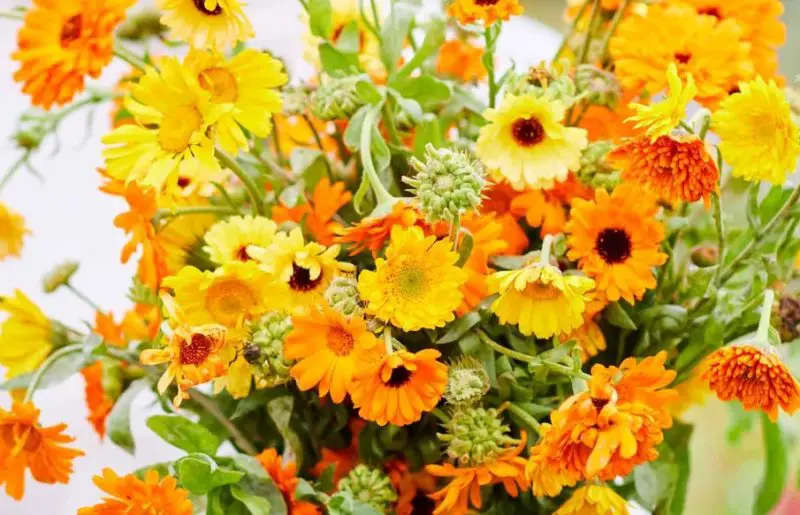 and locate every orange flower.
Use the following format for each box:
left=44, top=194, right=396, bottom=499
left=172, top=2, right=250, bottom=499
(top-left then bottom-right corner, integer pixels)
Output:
left=481, top=183, right=529, bottom=255
left=427, top=436, right=528, bottom=515
left=312, top=418, right=364, bottom=484
left=579, top=96, right=637, bottom=143
left=510, top=174, right=593, bottom=236
left=272, top=114, right=338, bottom=156
left=436, top=39, right=487, bottom=83
left=0, top=401, right=84, bottom=500
left=703, top=344, right=800, bottom=422
left=257, top=449, right=321, bottom=515
left=562, top=314, right=607, bottom=363
left=78, top=468, right=192, bottom=515
left=447, top=0, right=524, bottom=26
left=456, top=213, right=510, bottom=315
left=95, top=307, right=161, bottom=348
left=272, top=178, right=352, bottom=246
left=337, top=201, right=420, bottom=256
left=81, top=362, right=116, bottom=439
left=610, top=135, right=719, bottom=205
left=386, top=459, right=438, bottom=515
